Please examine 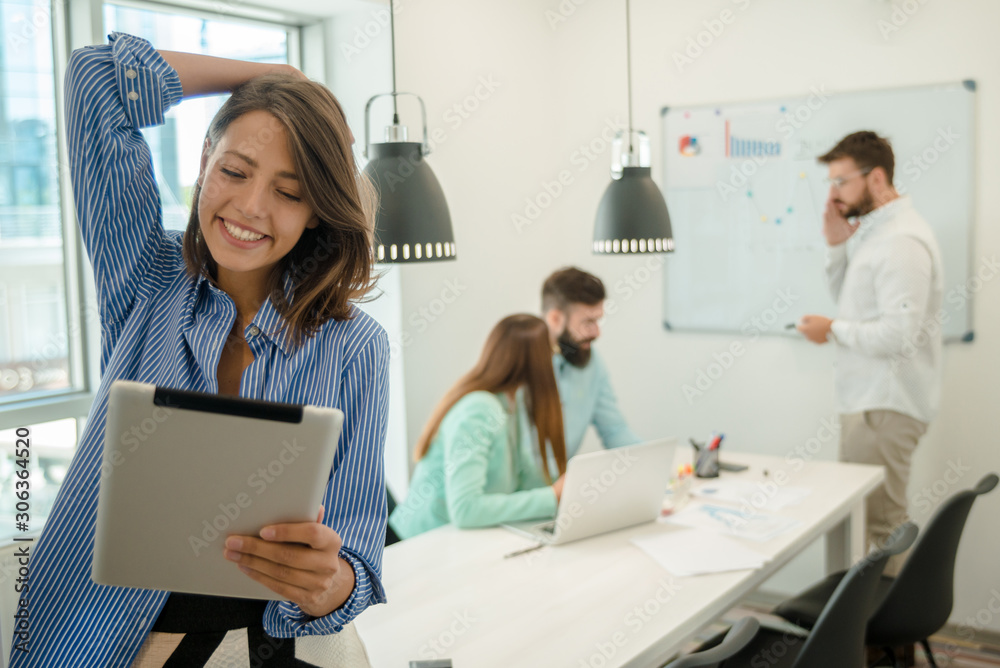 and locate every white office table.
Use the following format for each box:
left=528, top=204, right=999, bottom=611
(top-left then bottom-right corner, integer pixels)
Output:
left=355, top=453, right=883, bottom=667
